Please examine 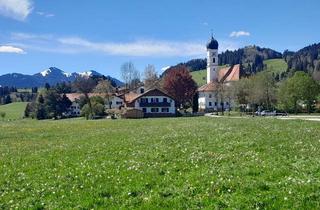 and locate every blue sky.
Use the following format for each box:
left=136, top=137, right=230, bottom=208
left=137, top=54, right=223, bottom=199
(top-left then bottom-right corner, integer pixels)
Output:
left=0, top=0, right=319, bottom=79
